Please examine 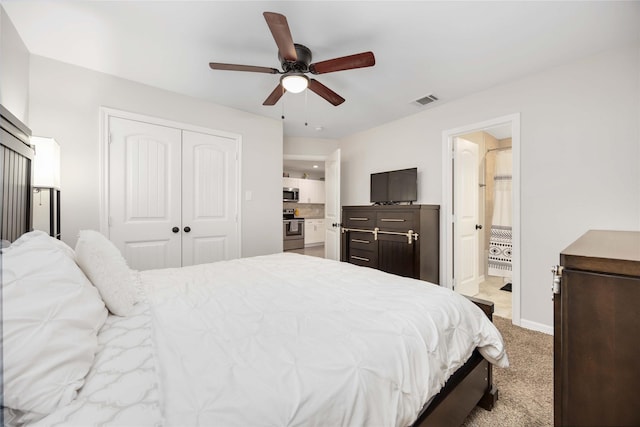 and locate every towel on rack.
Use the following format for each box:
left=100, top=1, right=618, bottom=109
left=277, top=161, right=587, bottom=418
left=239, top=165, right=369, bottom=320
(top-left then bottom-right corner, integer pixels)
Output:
left=488, top=150, right=512, bottom=278
left=290, top=221, right=299, bottom=233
